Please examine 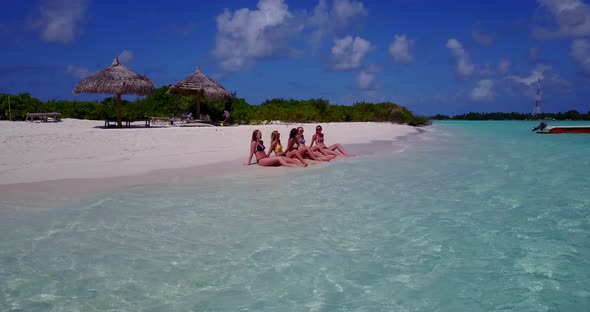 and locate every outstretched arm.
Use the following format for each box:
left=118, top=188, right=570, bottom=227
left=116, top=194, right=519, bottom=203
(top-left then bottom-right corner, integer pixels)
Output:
left=268, top=141, right=276, bottom=157
left=244, top=141, right=256, bottom=165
